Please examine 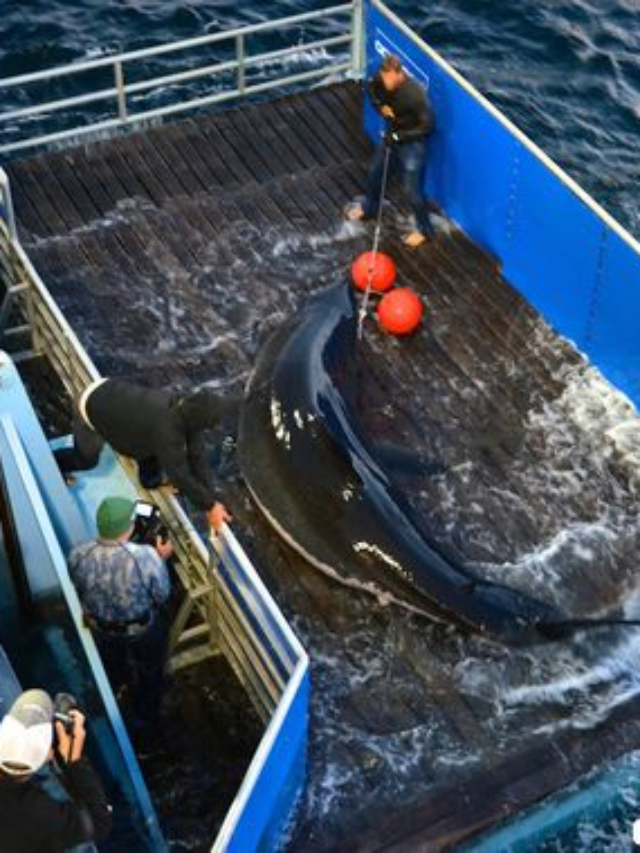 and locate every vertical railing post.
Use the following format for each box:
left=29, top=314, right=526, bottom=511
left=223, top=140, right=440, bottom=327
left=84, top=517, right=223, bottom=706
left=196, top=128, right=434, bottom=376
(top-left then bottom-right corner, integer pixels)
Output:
left=0, top=168, right=17, bottom=242
left=351, top=0, right=366, bottom=78
left=114, top=60, right=128, bottom=122
left=236, top=33, right=246, bottom=95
